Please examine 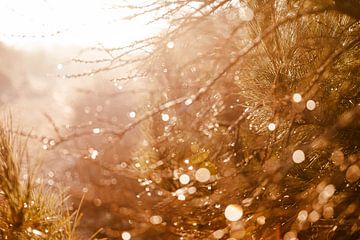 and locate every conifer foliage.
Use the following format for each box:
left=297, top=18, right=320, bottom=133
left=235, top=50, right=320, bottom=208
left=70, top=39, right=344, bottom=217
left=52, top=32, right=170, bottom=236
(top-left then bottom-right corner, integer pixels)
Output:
left=64, top=0, right=359, bottom=239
